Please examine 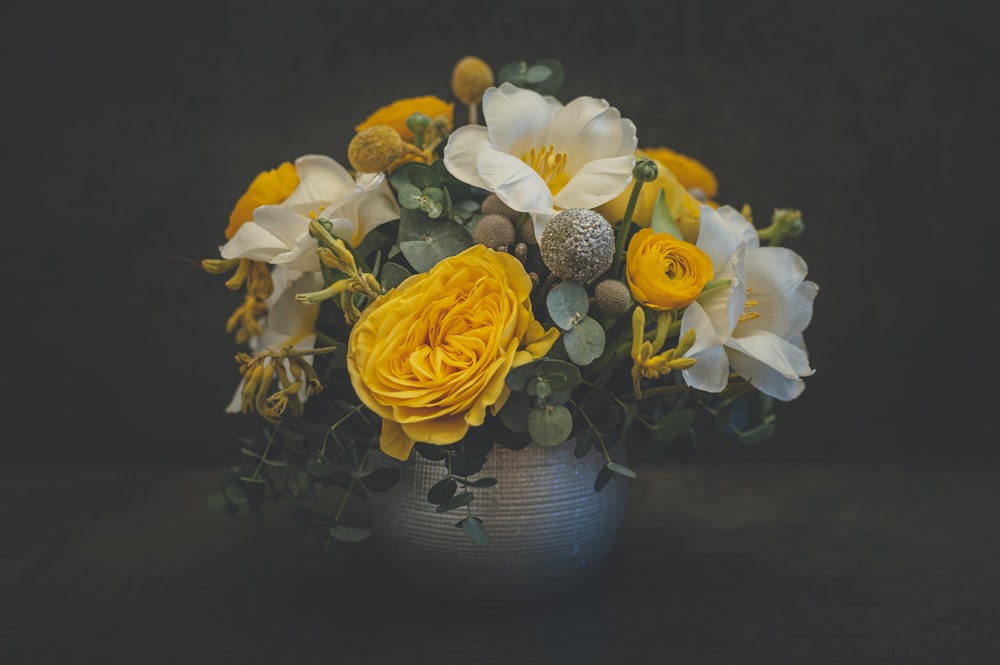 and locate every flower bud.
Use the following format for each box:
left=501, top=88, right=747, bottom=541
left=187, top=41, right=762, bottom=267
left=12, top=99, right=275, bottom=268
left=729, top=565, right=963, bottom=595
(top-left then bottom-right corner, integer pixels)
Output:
left=472, top=213, right=517, bottom=250
left=594, top=279, right=633, bottom=318
left=405, top=112, right=431, bottom=135
left=348, top=125, right=406, bottom=173
left=632, top=157, right=659, bottom=183
left=539, top=208, right=615, bottom=284
left=452, top=56, right=494, bottom=105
